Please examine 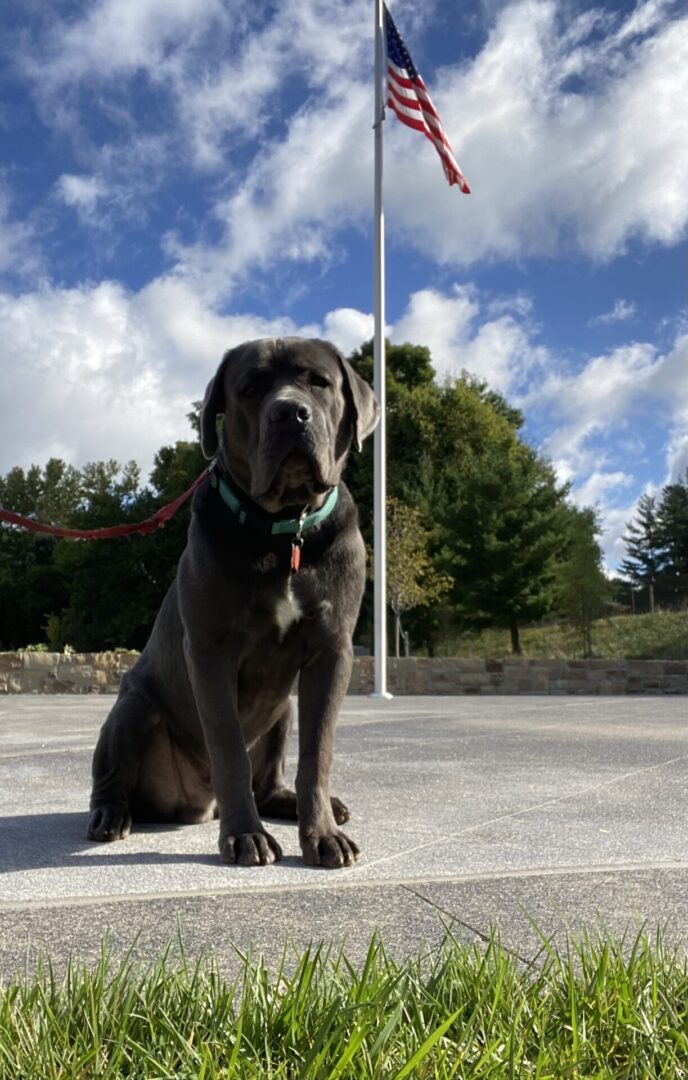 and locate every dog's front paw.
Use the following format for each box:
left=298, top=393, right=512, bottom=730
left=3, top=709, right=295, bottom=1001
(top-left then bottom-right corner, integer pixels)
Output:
left=300, top=828, right=361, bottom=869
left=219, top=830, right=283, bottom=866
left=87, top=804, right=132, bottom=842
